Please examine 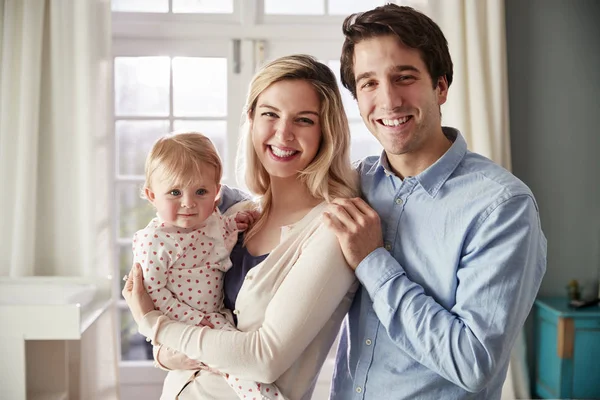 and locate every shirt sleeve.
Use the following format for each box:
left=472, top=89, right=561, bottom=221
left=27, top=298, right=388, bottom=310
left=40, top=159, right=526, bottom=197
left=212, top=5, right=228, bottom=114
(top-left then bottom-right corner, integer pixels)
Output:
left=355, top=194, right=547, bottom=393
left=218, top=185, right=251, bottom=213
left=133, top=229, right=207, bottom=325
left=138, top=225, right=357, bottom=383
